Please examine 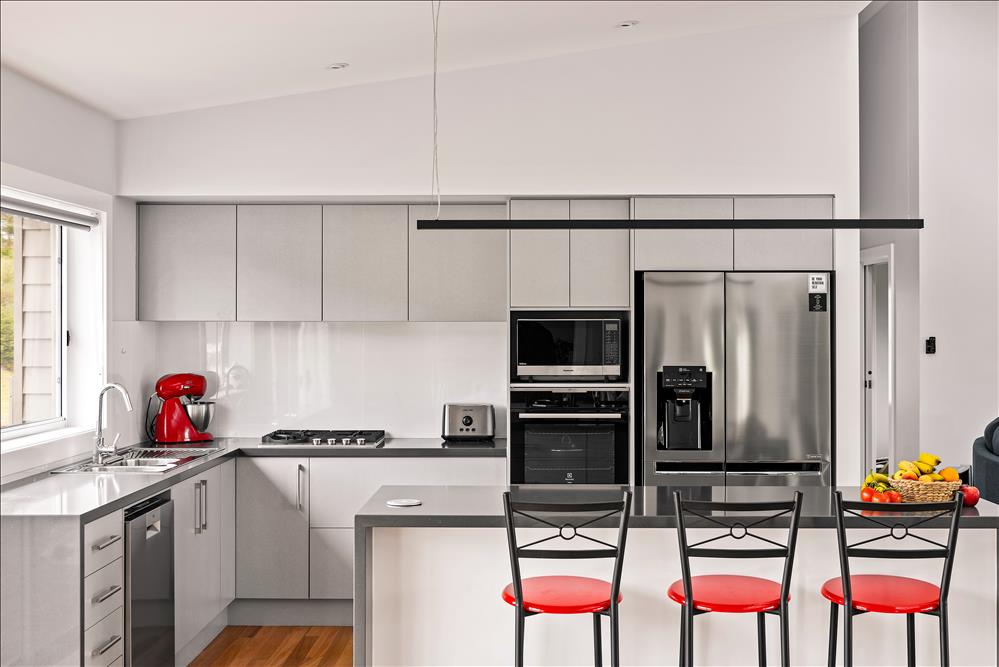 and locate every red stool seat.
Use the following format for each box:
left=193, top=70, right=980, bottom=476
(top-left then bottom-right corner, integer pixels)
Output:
left=821, top=574, right=941, bottom=614
left=501, top=575, right=621, bottom=614
left=667, top=574, right=786, bottom=613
